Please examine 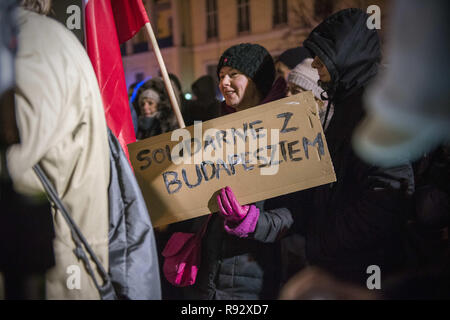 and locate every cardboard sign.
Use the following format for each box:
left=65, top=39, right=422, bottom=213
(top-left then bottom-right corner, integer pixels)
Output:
left=128, top=92, right=336, bottom=227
